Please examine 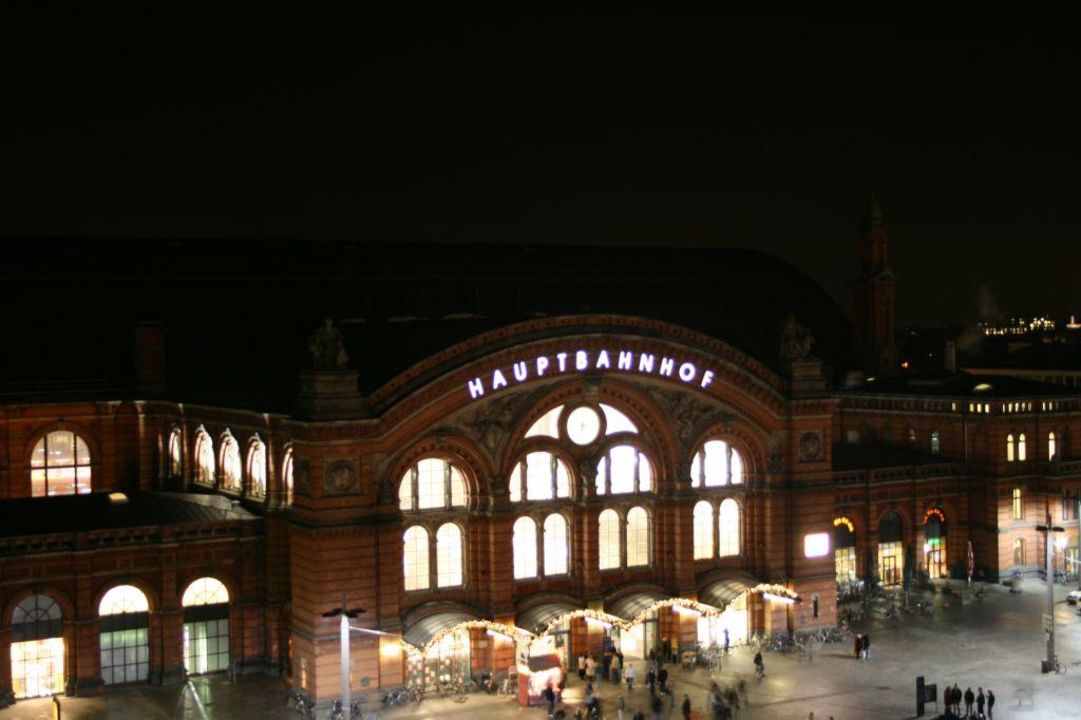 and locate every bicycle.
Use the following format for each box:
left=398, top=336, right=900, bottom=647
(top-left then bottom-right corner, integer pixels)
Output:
left=383, top=687, right=414, bottom=707
left=289, top=690, right=316, bottom=719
